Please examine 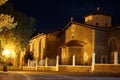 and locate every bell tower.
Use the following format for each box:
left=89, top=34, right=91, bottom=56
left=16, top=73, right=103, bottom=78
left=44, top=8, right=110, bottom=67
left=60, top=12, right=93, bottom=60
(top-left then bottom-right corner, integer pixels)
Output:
left=84, top=7, right=112, bottom=27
